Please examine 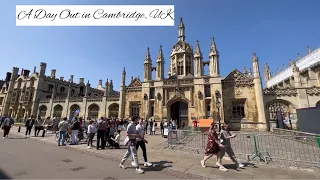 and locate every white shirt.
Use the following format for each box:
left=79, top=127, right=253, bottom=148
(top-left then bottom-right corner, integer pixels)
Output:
left=114, top=134, right=121, bottom=143
left=136, top=124, right=145, bottom=141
